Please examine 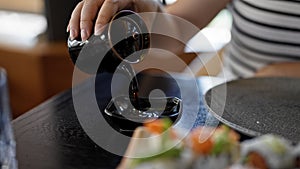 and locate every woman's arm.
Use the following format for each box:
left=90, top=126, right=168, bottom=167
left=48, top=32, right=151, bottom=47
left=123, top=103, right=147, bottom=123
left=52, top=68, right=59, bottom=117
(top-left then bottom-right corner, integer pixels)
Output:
left=255, top=62, right=300, bottom=78
left=153, top=0, right=231, bottom=55
left=166, top=0, right=231, bottom=30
